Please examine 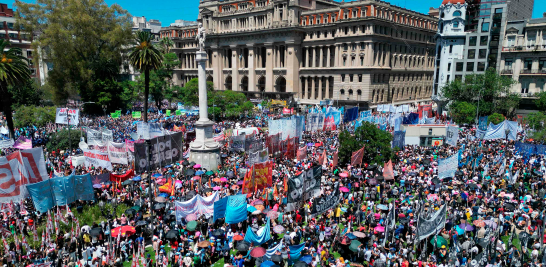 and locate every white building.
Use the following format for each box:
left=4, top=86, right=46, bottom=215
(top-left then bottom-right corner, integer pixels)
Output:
left=432, top=0, right=467, bottom=98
